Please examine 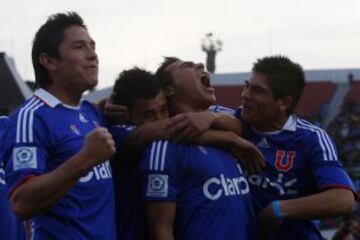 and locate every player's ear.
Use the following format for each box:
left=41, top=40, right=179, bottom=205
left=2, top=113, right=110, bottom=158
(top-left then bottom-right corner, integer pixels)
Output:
left=163, top=86, right=175, bottom=98
left=279, top=96, right=293, bottom=112
left=38, top=53, right=58, bottom=71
